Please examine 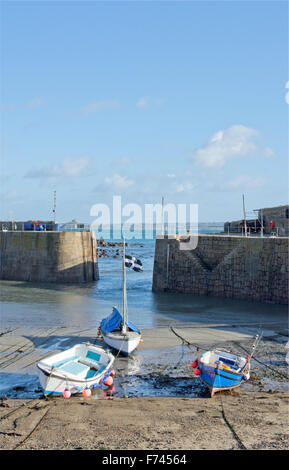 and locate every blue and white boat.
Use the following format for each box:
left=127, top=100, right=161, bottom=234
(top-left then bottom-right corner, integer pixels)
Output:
left=194, top=349, right=250, bottom=397
left=37, top=343, right=115, bottom=396
left=100, top=306, right=141, bottom=356
left=100, top=237, right=142, bottom=356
